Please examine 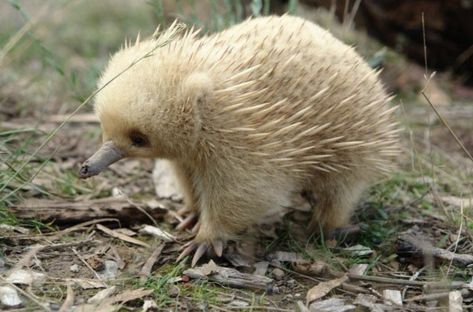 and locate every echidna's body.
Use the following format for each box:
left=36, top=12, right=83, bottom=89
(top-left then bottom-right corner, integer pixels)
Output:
left=84, top=16, right=400, bottom=258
